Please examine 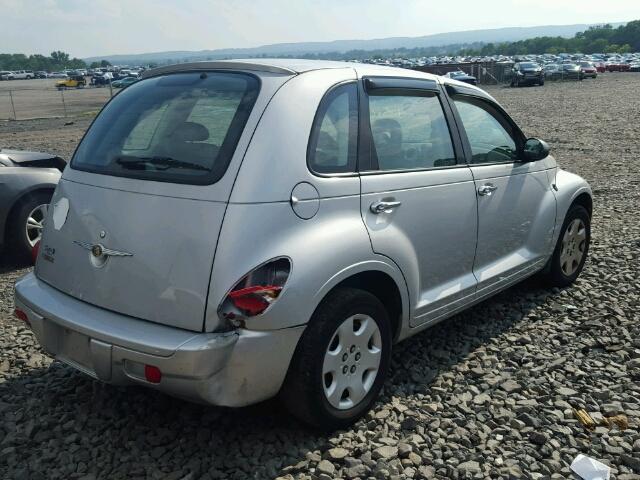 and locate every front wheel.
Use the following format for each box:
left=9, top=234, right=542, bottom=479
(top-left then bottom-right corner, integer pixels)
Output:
left=281, top=288, right=392, bottom=429
left=539, top=205, right=590, bottom=287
